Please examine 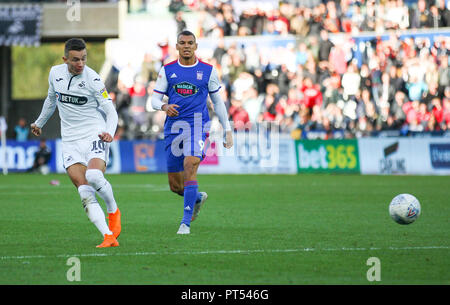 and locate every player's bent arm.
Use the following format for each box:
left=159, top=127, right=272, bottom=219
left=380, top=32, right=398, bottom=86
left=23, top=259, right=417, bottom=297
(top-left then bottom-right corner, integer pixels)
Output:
left=151, top=92, right=180, bottom=116
left=152, top=67, right=169, bottom=111
left=151, top=91, right=165, bottom=111
left=98, top=101, right=118, bottom=141
left=89, top=70, right=118, bottom=141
